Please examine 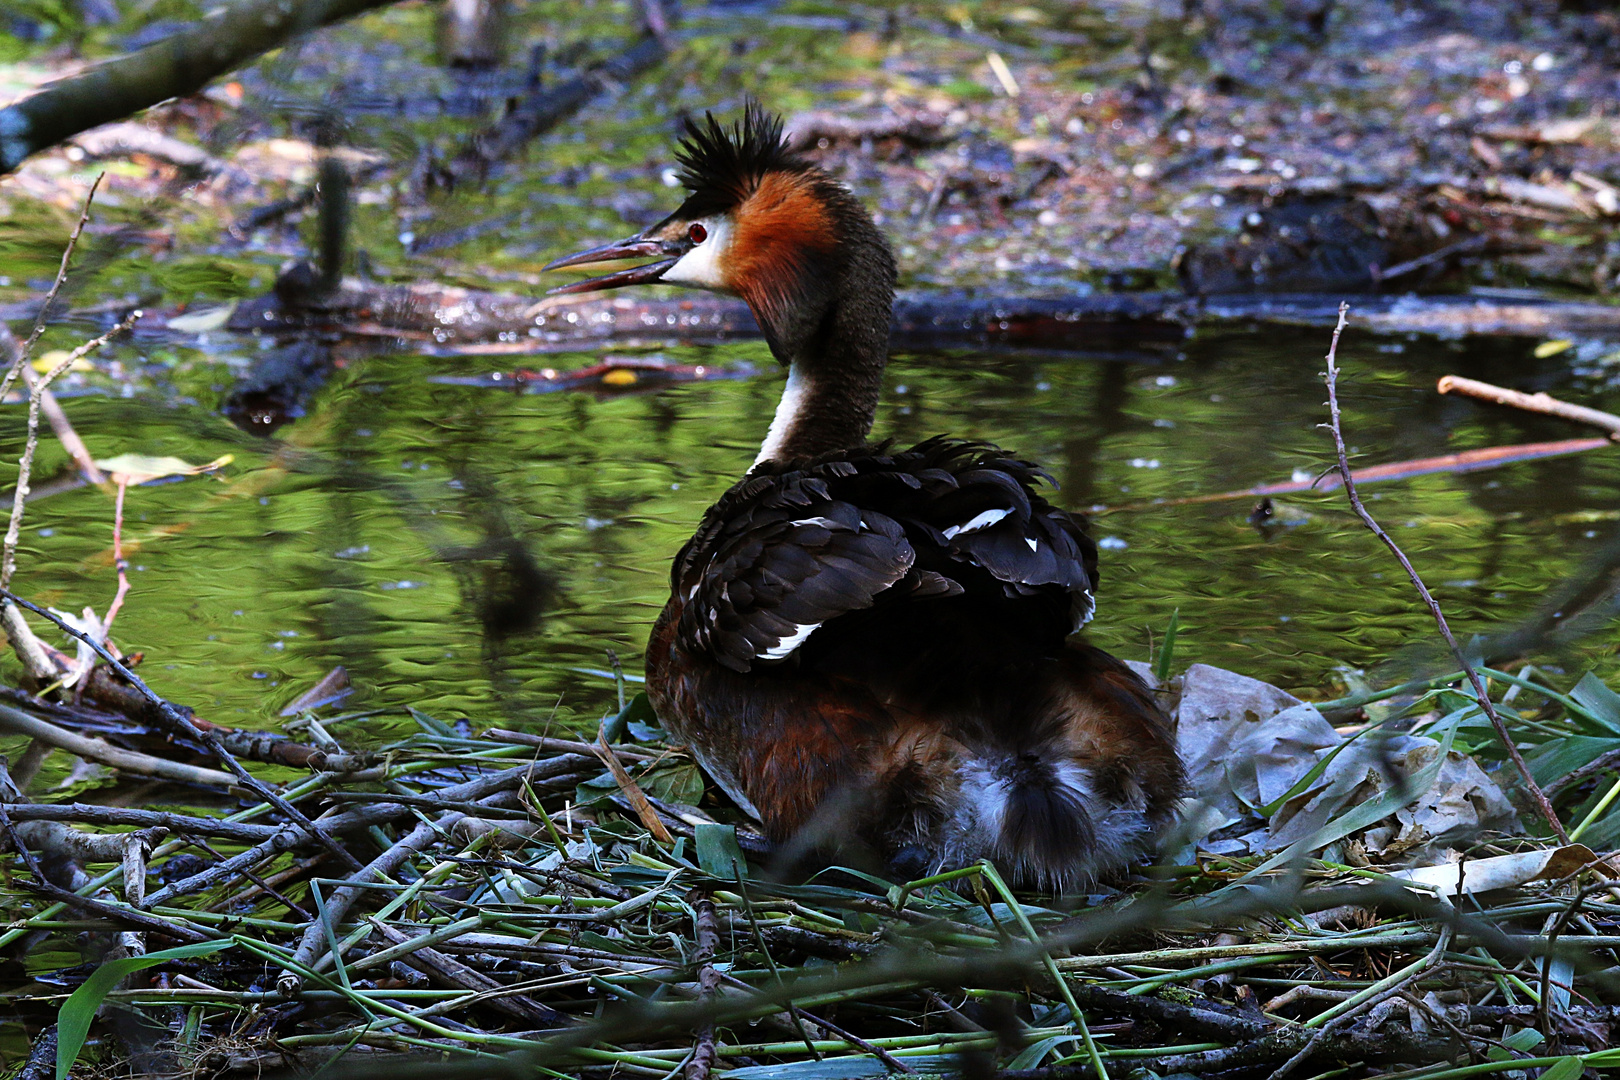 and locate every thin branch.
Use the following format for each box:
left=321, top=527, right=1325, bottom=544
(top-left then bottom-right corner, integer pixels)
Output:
left=2, top=308, right=139, bottom=591
left=101, top=476, right=131, bottom=641
left=0, top=586, right=364, bottom=872
left=1320, top=302, right=1569, bottom=842
left=19, top=363, right=106, bottom=484
left=0, top=1, right=406, bottom=174
left=1, top=173, right=102, bottom=401
left=686, top=889, right=721, bottom=1080
left=1437, top=374, right=1620, bottom=438
left=0, top=804, right=211, bottom=943
left=0, top=179, right=115, bottom=685
left=0, top=321, right=105, bottom=485
left=0, top=700, right=234, bottom=787
left=0, top=305, right=136, bottom=687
